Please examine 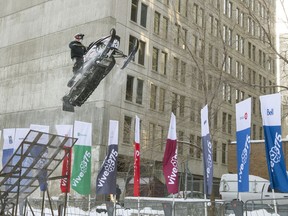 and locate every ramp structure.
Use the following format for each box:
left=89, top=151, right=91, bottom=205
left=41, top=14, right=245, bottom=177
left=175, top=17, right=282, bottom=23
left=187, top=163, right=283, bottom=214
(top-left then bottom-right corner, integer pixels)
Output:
left=0, top=130, right=77, bottom=215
